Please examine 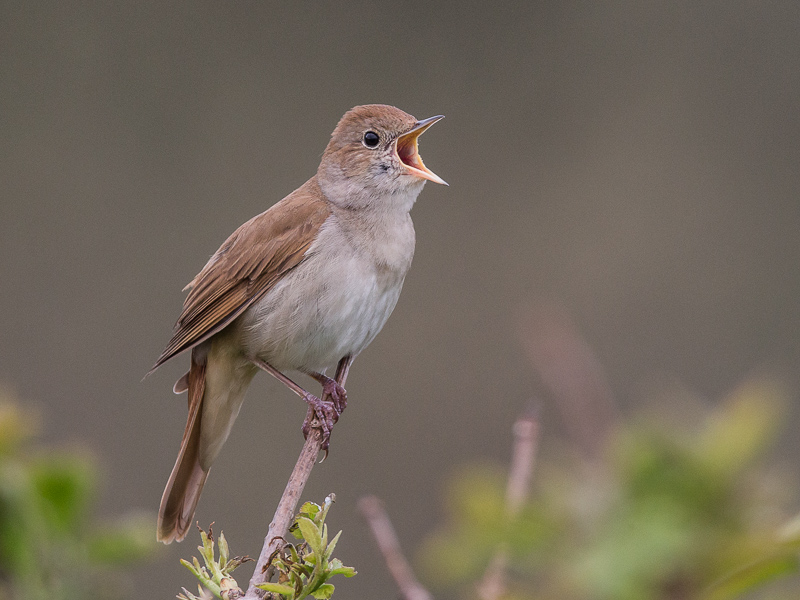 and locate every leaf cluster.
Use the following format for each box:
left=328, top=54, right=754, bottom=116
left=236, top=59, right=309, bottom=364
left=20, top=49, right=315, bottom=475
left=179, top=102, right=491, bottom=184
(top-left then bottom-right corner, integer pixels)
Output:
left=258, top=494, right=356, bottom=600
left=178, top=526, right=251, bottom=600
